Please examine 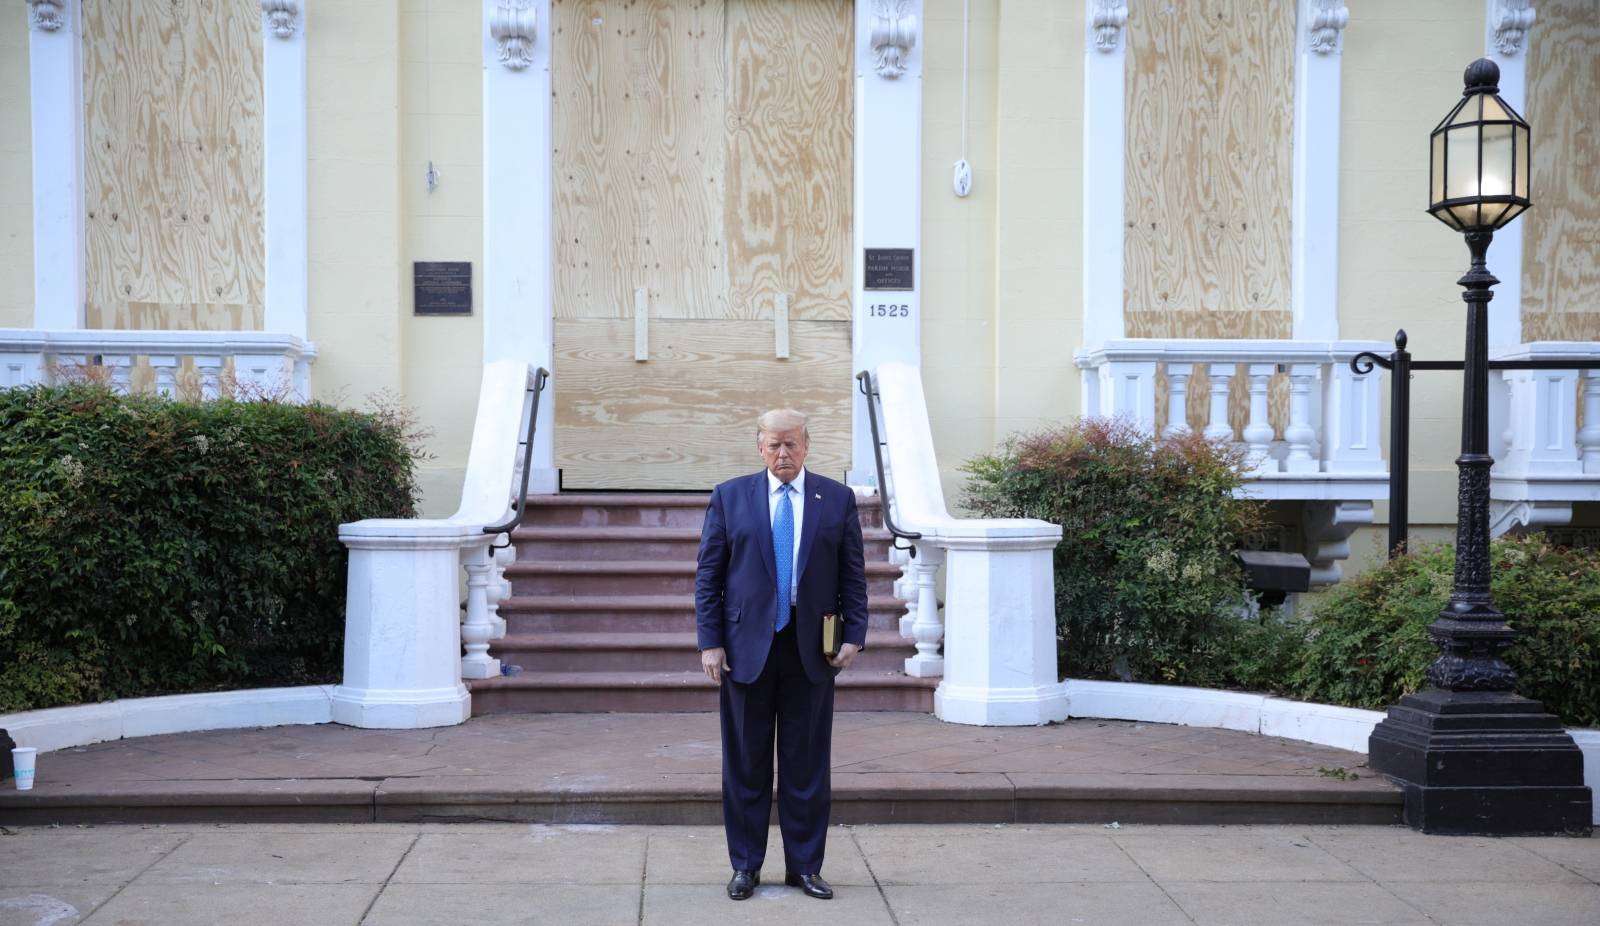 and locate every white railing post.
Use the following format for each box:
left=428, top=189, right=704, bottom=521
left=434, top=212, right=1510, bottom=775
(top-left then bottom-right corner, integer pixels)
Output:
left=460, top=541, right=501, bottom=679
left=1500, top=367, right=1581, bottom=476
left=193, top=355, right=225, bottom=400
left=1243, top=363, right=1276, bottom=474
left=1323, top=358, right=1385, bottom=473
left=1163, top=362, right=1192, bottom=438
left=1098, top=360, right=1158, bottom=431
left=1203, top=366, right=1234, bottom=443
left=903, top=542, right=944, bottom=678
left=1284, top=363, right=1321, bottom=473
left=1581, top=370, right=1600, bottom=475
left=148, top=355, right=179, bottom=398
left=489, top=536, right=515, bottom=640
left=103, top=354, right=133, bottom=395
